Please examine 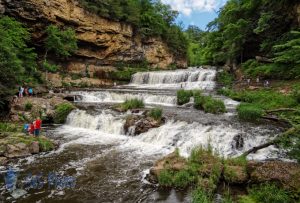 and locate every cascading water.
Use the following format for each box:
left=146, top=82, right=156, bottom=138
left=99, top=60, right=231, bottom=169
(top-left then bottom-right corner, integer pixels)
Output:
left=2, top=67, right=282, bottom=202
left=129, top=67, right=216, bottom=90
